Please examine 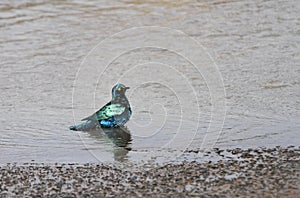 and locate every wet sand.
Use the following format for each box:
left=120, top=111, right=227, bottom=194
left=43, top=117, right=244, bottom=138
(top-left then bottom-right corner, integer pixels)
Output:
left=1, top=147, right=299, bottom=197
